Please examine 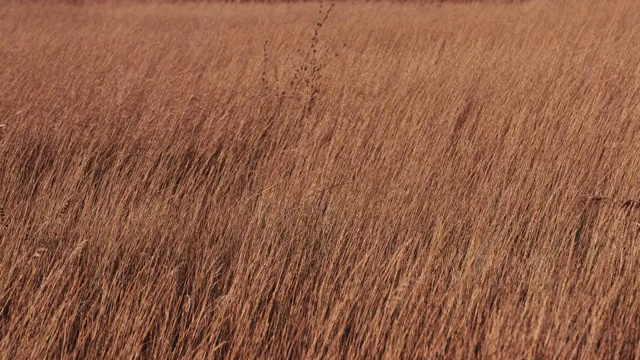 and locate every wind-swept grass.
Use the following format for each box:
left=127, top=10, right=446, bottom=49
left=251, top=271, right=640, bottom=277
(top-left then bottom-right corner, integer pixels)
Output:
left=0, top=0, right=639, bottom=358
